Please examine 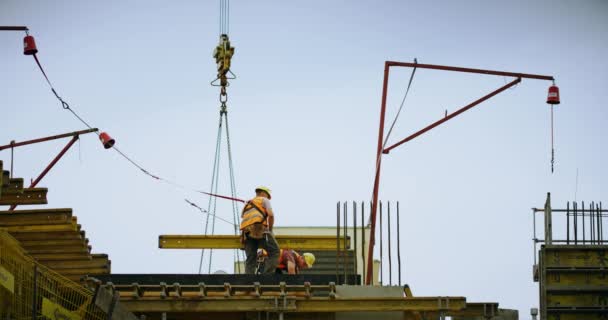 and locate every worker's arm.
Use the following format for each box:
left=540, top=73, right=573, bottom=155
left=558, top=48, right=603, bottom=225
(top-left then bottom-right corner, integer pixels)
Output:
left=287, top=260, right=297, bottom=275
left=266, top=209, right=274, bottom=231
